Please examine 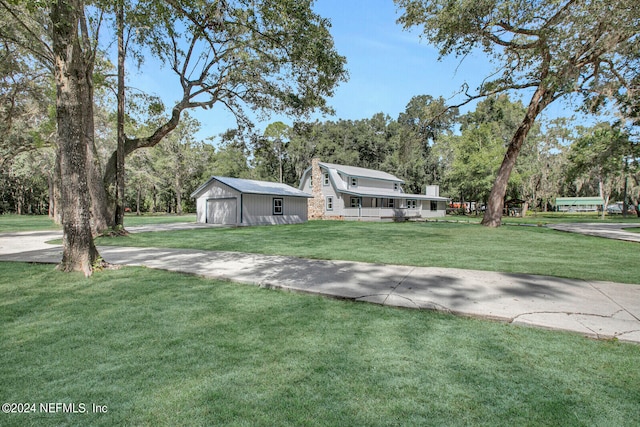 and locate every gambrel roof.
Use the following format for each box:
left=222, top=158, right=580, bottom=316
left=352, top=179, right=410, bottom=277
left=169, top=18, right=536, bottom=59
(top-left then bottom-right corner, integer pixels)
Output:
left=318, top=162, right=404, bottom=183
